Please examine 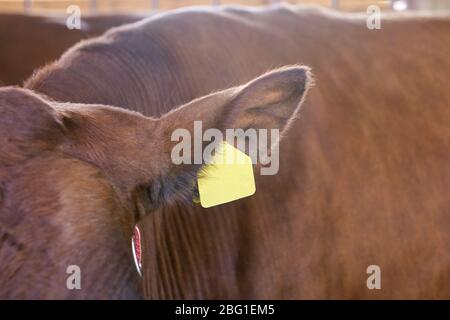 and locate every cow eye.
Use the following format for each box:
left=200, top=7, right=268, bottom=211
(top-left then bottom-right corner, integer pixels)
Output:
left=145, top=171, right=199, bottom=211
